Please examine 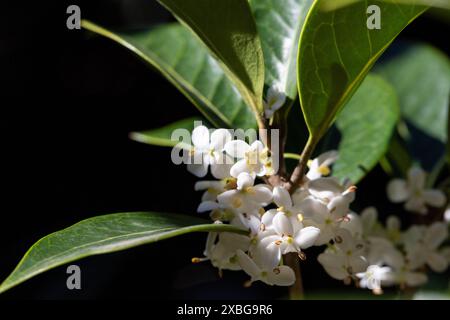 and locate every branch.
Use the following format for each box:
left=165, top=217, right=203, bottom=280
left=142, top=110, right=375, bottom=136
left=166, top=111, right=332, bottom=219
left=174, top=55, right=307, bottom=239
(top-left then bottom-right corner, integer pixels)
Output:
left=287, top=136, right=318, bottom=193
